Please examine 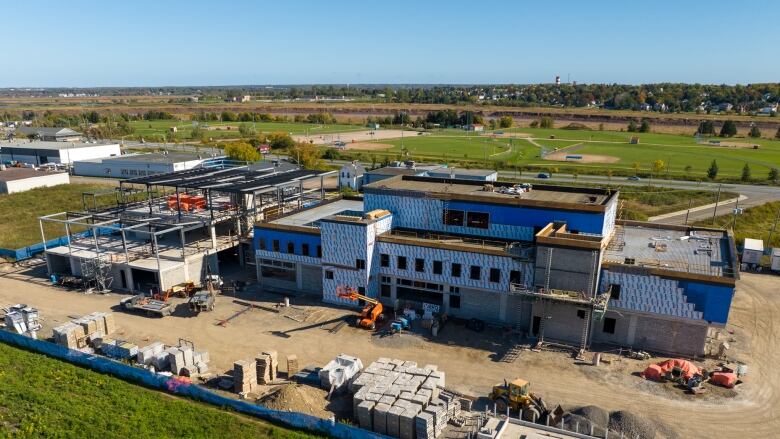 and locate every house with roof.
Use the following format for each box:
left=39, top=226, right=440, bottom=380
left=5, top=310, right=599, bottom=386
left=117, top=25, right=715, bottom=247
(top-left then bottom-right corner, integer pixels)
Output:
left=339, top=161, right=366, bottom=191
left=15, top=127, right=82, bottom=142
